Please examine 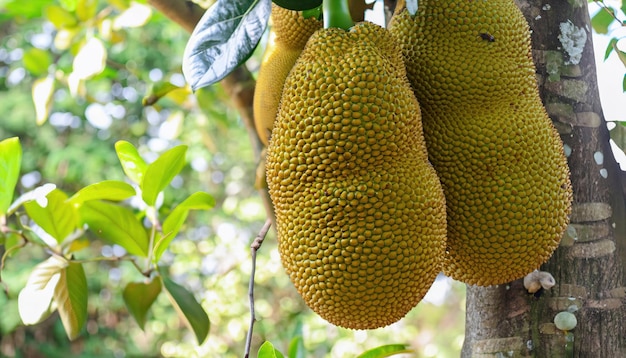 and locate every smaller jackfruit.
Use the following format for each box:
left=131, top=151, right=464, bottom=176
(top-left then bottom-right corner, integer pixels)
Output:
left=266, top=21, right=446, bottom=329
left=253, top=5, right=321, bottom=145
left=389, top=0, right=572, bottom=286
